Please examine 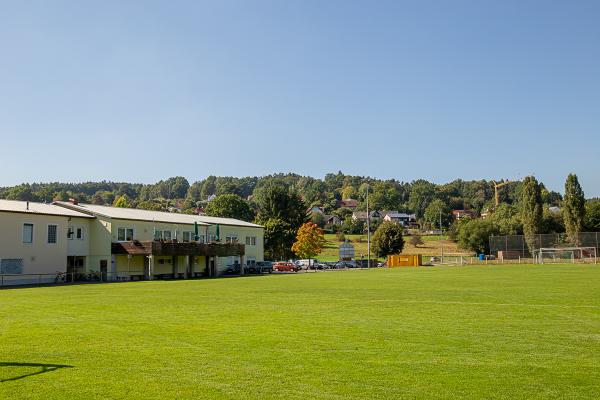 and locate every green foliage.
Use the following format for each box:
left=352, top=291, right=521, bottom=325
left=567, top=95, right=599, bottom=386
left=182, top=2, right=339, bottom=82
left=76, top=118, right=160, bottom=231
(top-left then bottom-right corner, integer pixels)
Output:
left=489, top=204, right=522, bottom=235
left=204, top=194, right=254, bottom=222
left=541, top=207, right=565, bottom=234
left=409, top=234, right=424, bottom=248
left=341, top=216, right=364, bottom=234
left=370, top=221, right=405, bottom=257
left=520, top=176, right=543, bottom=250
left=262, top=218, right=296, bottom=260
left=423, top=199, right=451, bottom=229
left=563, top=174, right=585, bottom=243
left=113, top=195, right=130, bottom=208
left=310, top=212, right=326, bottom=228
left=457, top=219, right=499, bottom=254
left=584, top=201, right=600, bottom=232
left=254, top=184, right=306, bottom=229
left=408, top=180, right=436, bottom=219
left=136, top=200, right=164, bottom=211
